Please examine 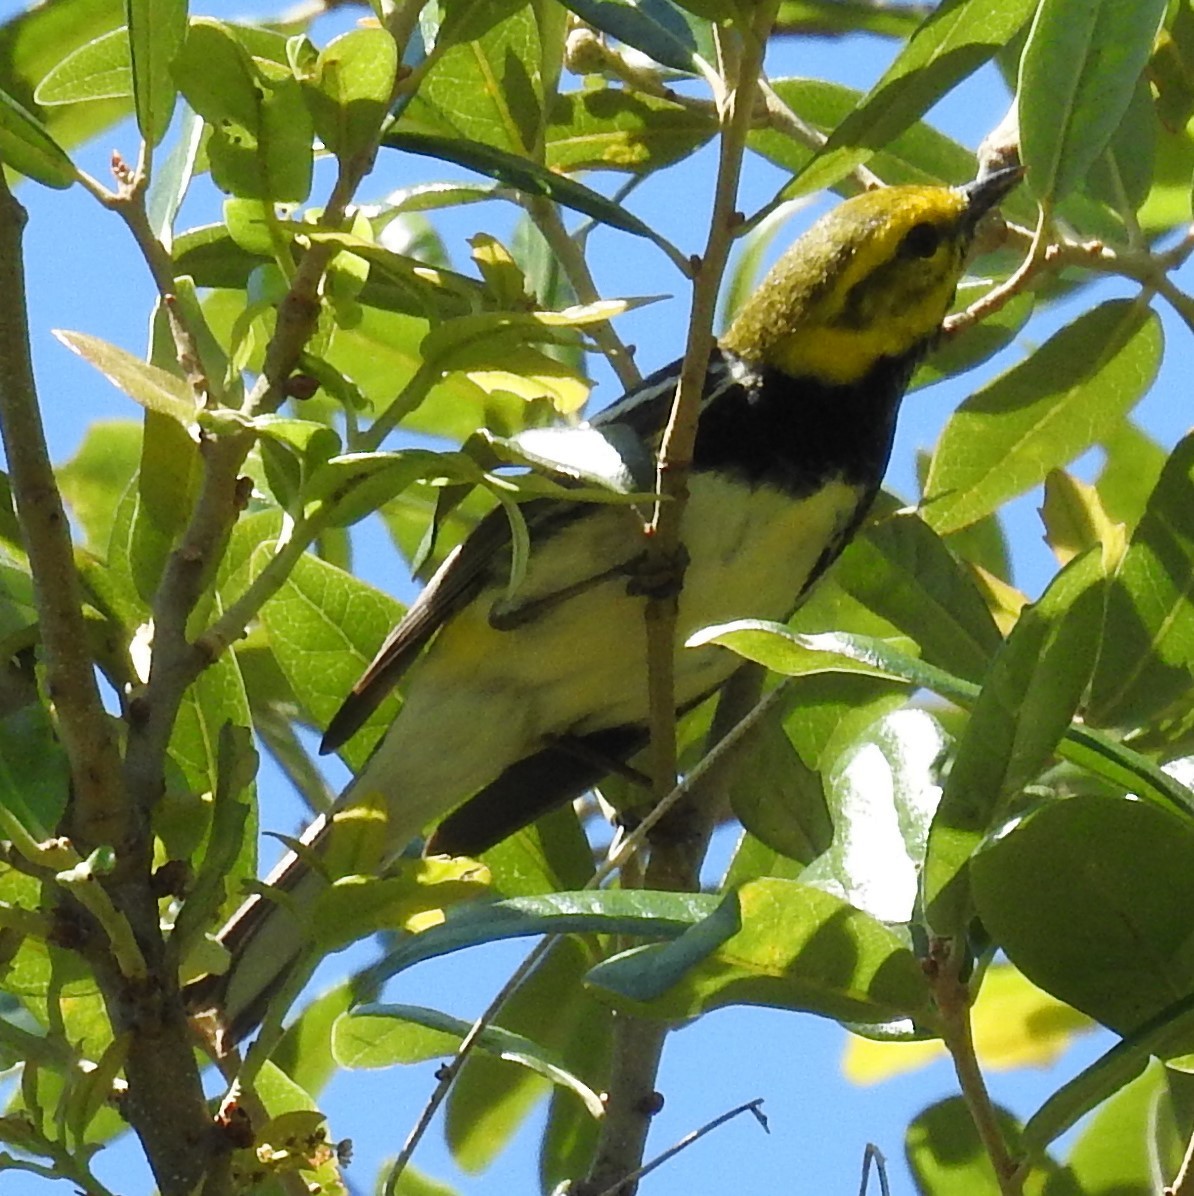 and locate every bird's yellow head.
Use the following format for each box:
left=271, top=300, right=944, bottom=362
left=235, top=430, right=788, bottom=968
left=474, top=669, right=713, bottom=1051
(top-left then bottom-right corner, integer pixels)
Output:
left=722, top=170, right=1021, bottom=386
